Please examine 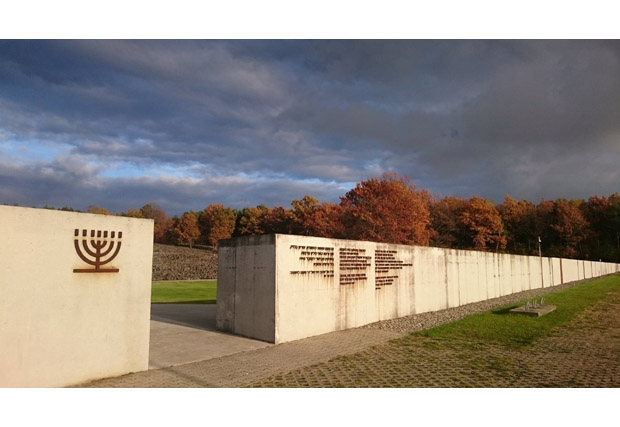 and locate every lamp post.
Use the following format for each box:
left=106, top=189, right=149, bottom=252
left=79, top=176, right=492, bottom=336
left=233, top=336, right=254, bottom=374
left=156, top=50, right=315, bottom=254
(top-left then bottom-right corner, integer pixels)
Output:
left=539, top=236, right=543, bottom=287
